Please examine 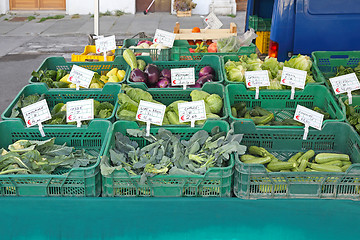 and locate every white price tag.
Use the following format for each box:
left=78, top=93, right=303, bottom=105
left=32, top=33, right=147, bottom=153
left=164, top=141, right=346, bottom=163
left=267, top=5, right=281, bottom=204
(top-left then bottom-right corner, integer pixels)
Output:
left=66, top=99, right=94, bottom=127
left=171, top=68, right=195, bottom=89
left=95, top=35, right=116, bottom=53
left=294, top=105, right=324, bottom=140
left=281, top=67, right=307, bottom=99
left=153, top=29, right=175, bottom=48
left=204, top=12, right=223, bottom=29
left=178, top=100, right=207, bottom=127
left=245, top=70, right=270, bottom=99
left=330, top=73, right=360, bottom=104
left=136, top=100, right=166, bottom=126
left=68, top=65, right=95, bottom=89
left=21, top=99, right=51, bottom=137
